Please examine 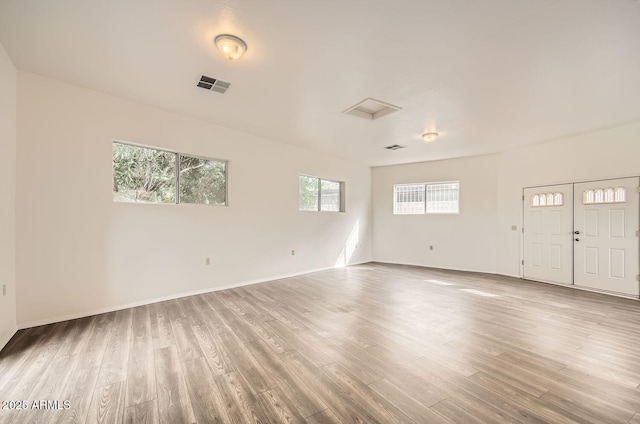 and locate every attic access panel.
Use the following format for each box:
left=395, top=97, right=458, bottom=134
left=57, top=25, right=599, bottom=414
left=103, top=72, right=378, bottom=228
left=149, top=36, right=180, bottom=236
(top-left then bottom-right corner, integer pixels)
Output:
left=343, top=98, right=402, bottom=120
